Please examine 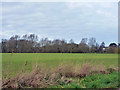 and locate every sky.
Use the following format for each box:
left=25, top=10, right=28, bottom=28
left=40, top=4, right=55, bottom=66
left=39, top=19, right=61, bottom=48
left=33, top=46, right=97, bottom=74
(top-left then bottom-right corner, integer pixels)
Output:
left=1, top=2, right=118, bottom=46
